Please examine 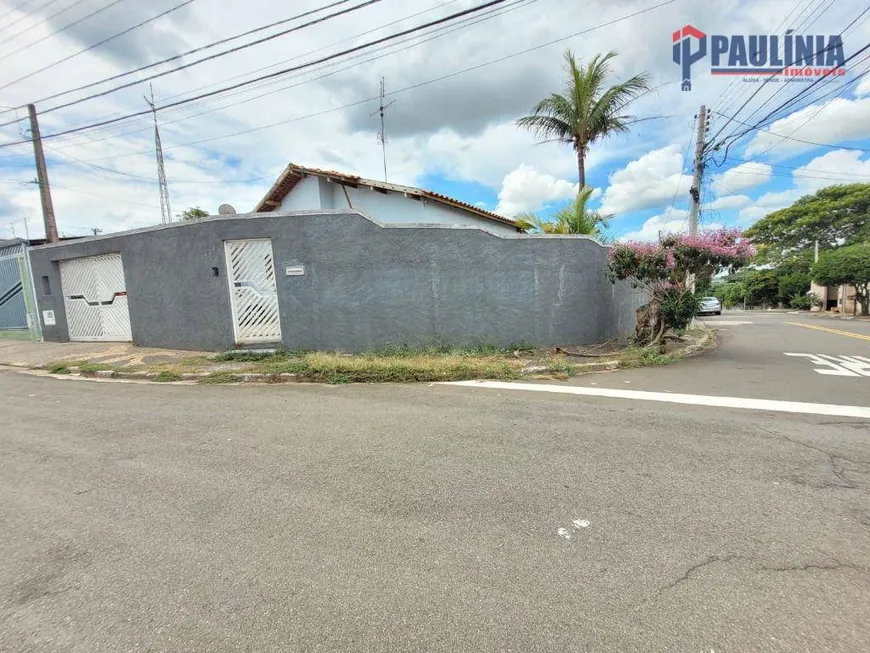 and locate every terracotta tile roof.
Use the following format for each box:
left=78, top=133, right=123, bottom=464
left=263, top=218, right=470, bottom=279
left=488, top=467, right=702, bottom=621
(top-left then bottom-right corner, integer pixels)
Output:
left=253, top=163, right=518, bottom=230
